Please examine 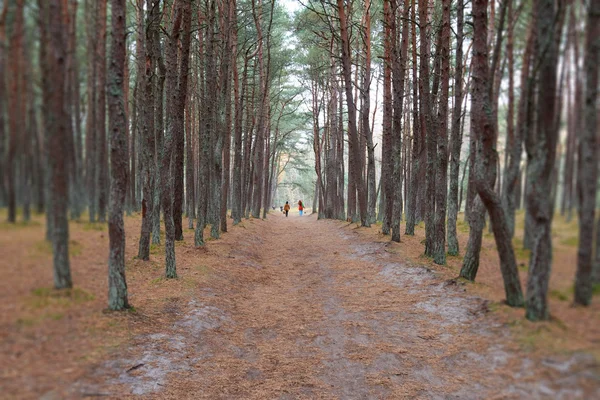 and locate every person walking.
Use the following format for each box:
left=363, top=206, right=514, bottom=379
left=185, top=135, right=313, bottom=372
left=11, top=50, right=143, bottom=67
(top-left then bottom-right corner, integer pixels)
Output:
left=284, top=201, right=290, bottom=217
left=298, top=200, right=304, bottom=216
